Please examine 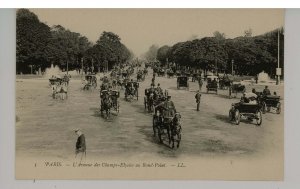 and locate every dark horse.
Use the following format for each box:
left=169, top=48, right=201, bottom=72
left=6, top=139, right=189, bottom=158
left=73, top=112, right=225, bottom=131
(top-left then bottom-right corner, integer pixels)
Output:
left=100, top=95, right=112, bottom=119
